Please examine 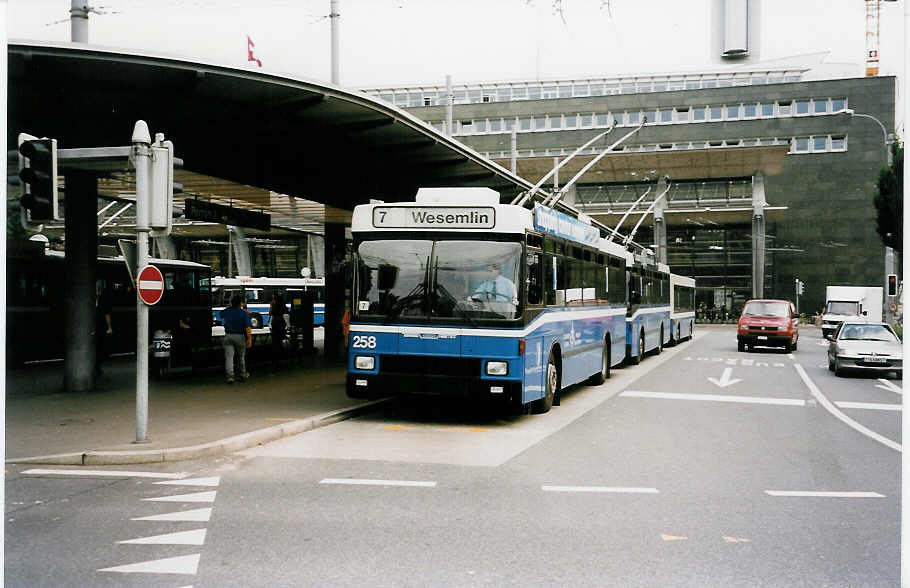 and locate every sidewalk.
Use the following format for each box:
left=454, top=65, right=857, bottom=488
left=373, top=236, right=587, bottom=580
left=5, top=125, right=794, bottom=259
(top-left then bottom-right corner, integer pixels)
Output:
left=5, top=335, right=384, bottom=465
